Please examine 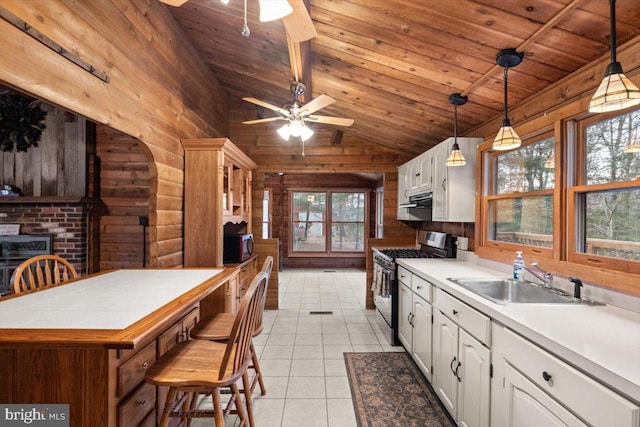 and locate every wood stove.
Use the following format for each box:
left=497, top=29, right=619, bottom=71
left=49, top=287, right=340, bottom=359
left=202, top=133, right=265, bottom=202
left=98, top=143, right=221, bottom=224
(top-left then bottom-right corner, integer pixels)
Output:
left=0, top=234, right=52, bottom=295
